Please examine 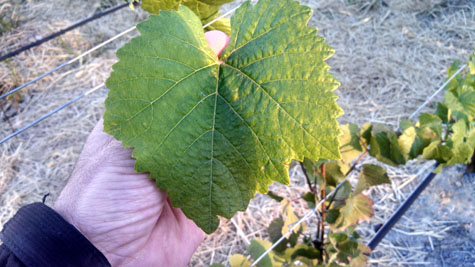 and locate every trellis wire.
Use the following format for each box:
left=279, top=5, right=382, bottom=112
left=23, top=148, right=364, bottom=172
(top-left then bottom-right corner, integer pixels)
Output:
left=0, top=3, right=241, bottom=145
left=0, top=2, right=132, bottom=62
left=202, top=5, right=241, bottom=29
left=0, top=4, right=242, bottom=100
left=408, top=64, right=466, bottom=120
left=0, top=26, right=136, bottom=100
left=249, top=63, right=468, bottom=266
left=0, top=84, right=104, bottom=145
